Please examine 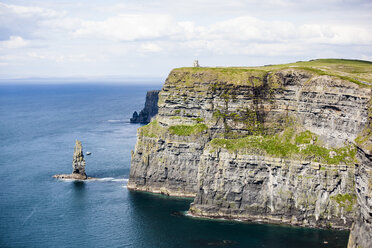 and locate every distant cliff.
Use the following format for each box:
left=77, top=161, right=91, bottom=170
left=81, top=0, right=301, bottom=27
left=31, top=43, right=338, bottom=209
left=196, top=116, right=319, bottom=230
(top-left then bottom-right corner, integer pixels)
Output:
left=130, top=90, right=160, bottom=124
left=128, top=59, right=372, bottom=247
